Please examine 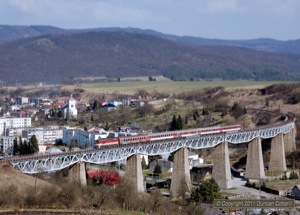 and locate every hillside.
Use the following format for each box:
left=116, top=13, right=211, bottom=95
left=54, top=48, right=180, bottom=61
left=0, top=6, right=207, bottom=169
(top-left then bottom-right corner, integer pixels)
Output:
left=1, top=25, right=300, bottom=54
left=0, top=31, right=300, bottom=84
left=0, top=25, right=67, bottom=44
left=0, top=162, right=50, bottom=190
